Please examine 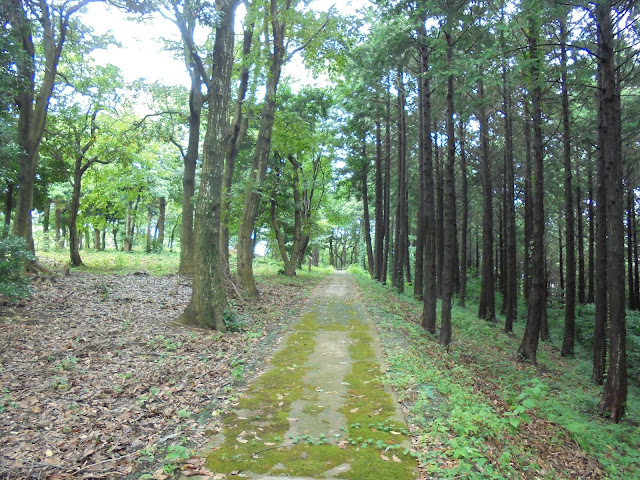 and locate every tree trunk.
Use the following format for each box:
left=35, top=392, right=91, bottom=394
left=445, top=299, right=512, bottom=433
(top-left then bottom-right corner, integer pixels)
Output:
left=560, top=16, right=576, bottom=357
left=393, top=70, right=407, bottom=293
left=177, top=0, right=239, bottom=330
left=477, top=78, right=496, bottom=322
left=237, top=0, right=290, bottom=298
left=3, top=181, right=12, bottom=227
left=434, top=123, right=444, bottom=298
left=157, top=196, right=166, bottom=251
left=43, top=201, right=50, bottom=232
left=518, top=21, right=545, bottom=363
left=124, top=201, right=133, bottom=252
left=374, top=110, right=385, bottom=281
left=559, top=221, right=565, bottom=297
left=523, top=97, right=533, bottom=302
left=94, top=229, right=100, bottom=250
left=587, top=165, right=596, bottom=303
left=440, top=31, right=455, bottom=346
left=101, top=229, right=106, bottom=251
left=270, top=156, right=303, bottom=276
left=113, top=228, right=118, bottom=251
left=362, top=141, right=374, bottom=277
left=577, top=166, right=586, bottom=304
left=414, top=94, right=425, bottom=299
left=634, top=200, right=639, bottom=311
left=68, top=162, right=83, bottom=267
left=146, top=208, right=152, bottom=253
left=8, top=0, right=74, bottom=255
left=381, top=103, right=391, bottom=284
left=418, top=26, right=437, bottom=334
left=627, top=189, right=635, bottom=310
left=597, top=0, right=627, bottom=423
left=459, top=117, right=468, bottom=307
left=502, top=61, right=517, bottom=332
left=221, top=21, right=254, bottom=274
